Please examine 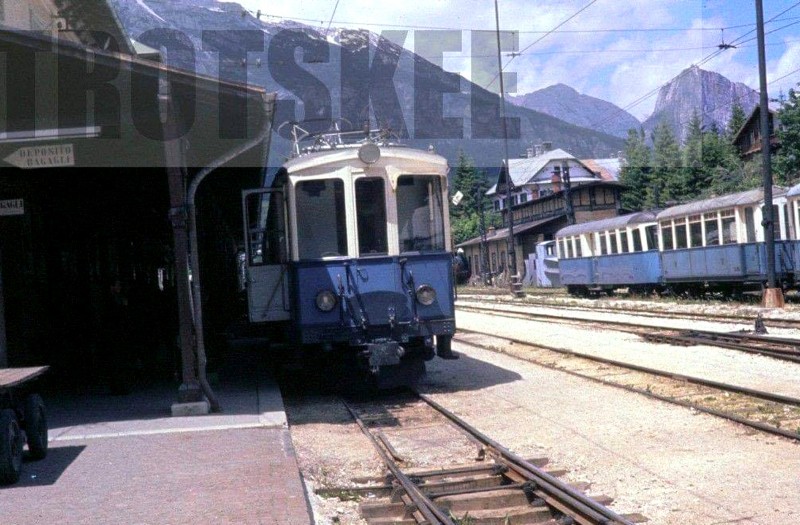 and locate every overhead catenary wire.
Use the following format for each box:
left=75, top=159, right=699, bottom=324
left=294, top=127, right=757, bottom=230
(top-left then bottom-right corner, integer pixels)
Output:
left=586, top=1, right=800, bottom=131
